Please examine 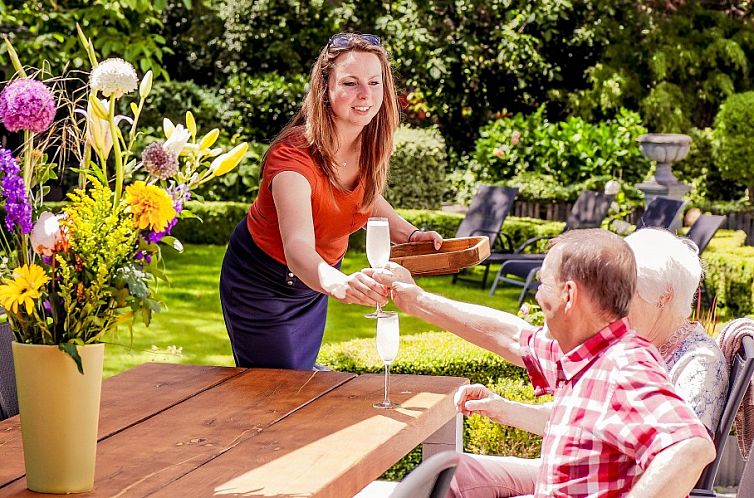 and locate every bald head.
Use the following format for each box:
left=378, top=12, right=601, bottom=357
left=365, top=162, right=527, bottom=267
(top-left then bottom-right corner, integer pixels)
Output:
left=548, top=229, right=636, bottom=319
